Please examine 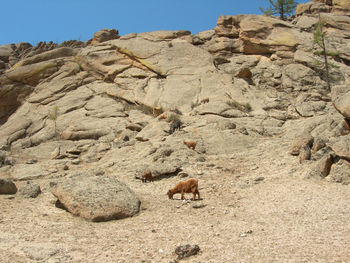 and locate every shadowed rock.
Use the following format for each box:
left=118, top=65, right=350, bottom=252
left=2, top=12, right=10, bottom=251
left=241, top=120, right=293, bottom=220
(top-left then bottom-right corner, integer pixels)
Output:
left=0, top=178, right=17, bottom=194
